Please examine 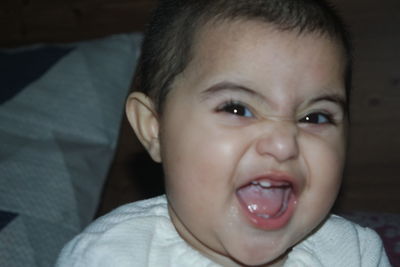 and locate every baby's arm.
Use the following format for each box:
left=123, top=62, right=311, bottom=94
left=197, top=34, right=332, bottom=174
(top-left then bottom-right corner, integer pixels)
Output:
left=358, top=226, right=391, bottom=267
